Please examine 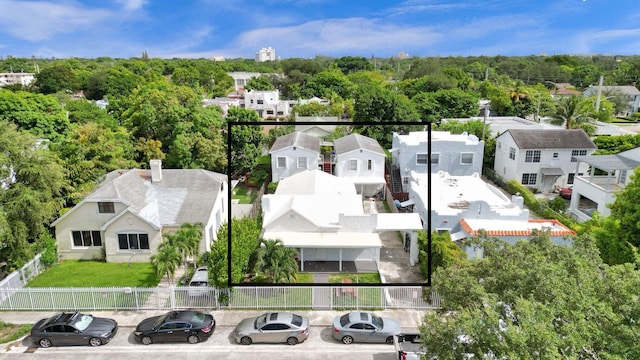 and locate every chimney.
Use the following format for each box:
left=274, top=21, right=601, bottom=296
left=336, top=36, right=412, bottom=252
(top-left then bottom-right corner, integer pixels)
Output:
left=150, top=159, right=162, bottom=182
